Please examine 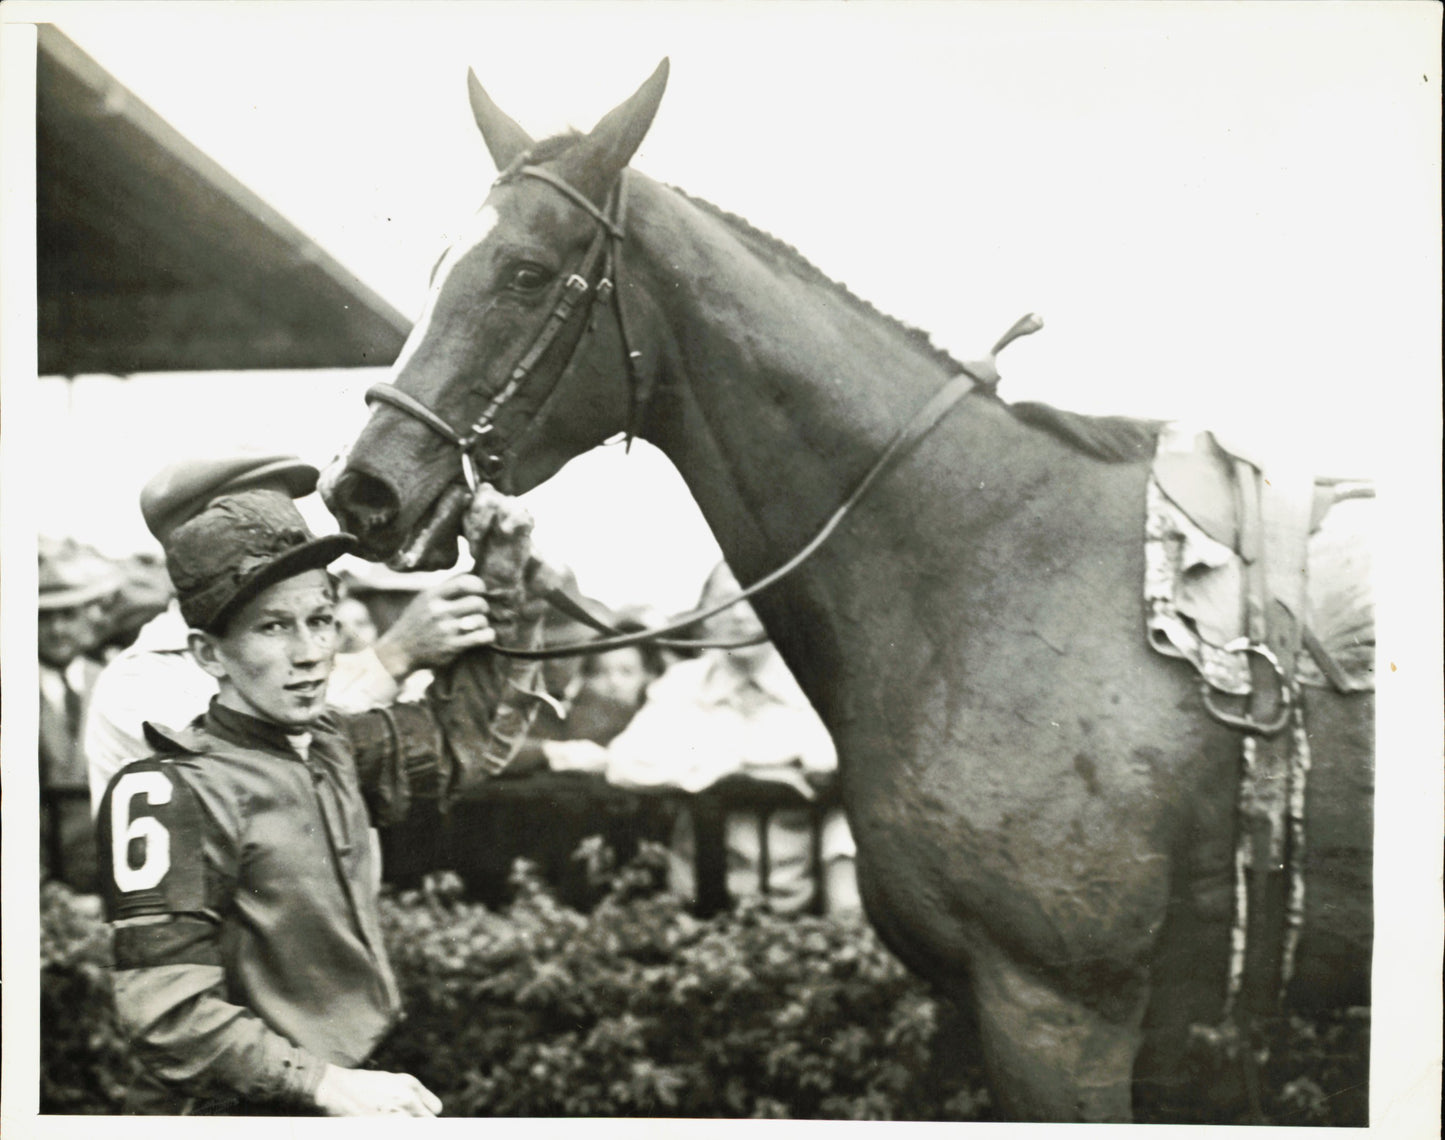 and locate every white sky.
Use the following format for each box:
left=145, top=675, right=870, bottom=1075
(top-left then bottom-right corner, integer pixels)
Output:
left=6, top=1, right=1441, bottom=609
